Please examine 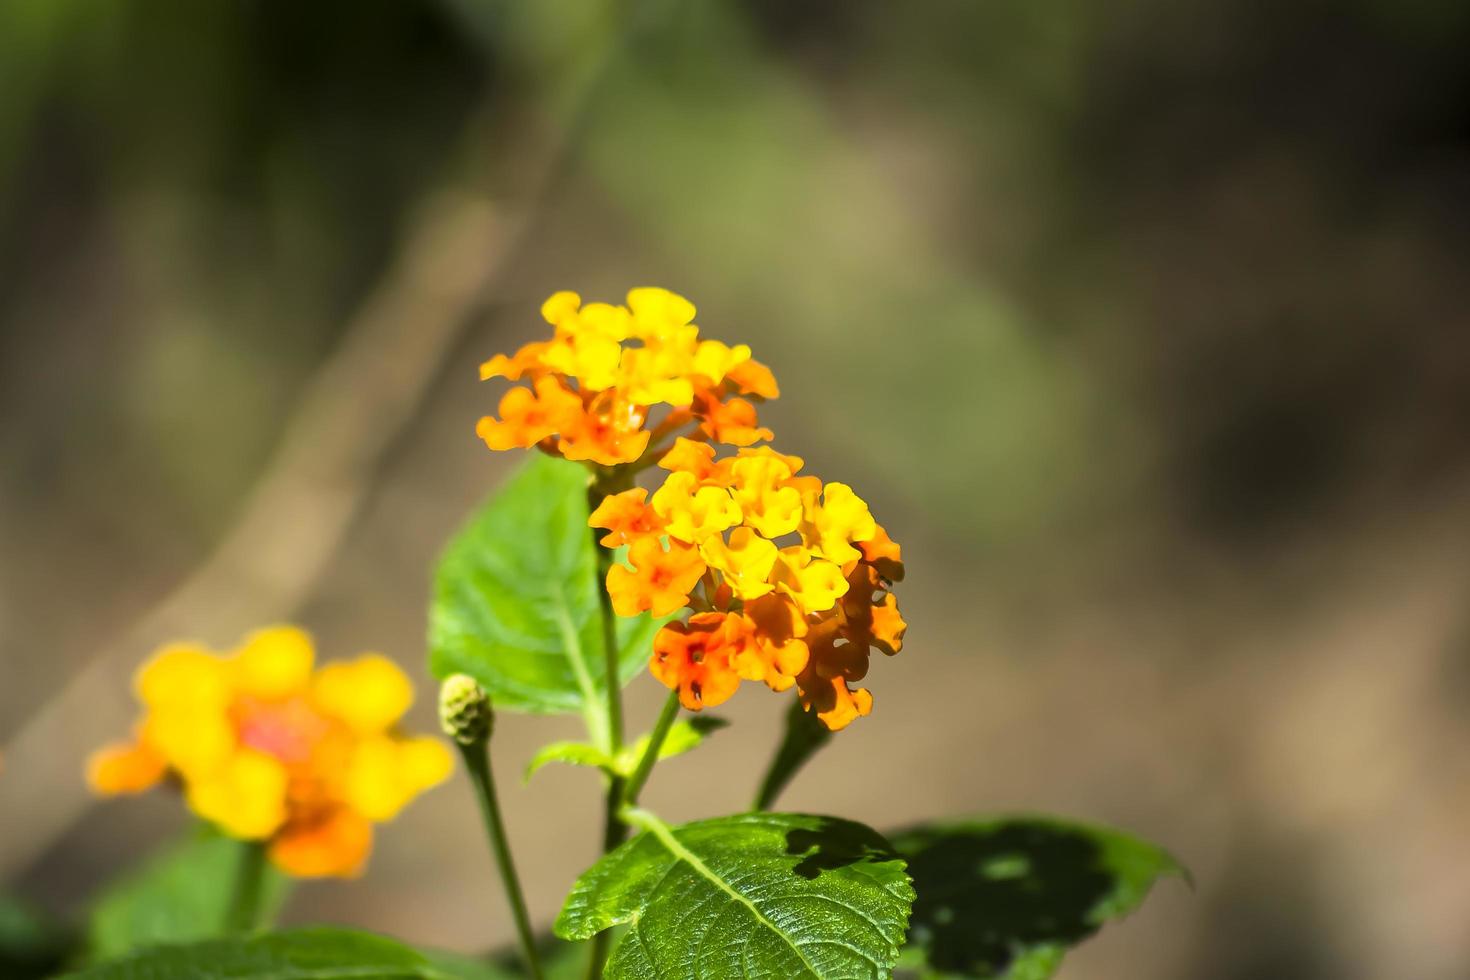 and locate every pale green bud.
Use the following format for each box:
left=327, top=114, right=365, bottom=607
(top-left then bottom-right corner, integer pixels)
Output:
left=439, top=673, right=493, bottom=745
